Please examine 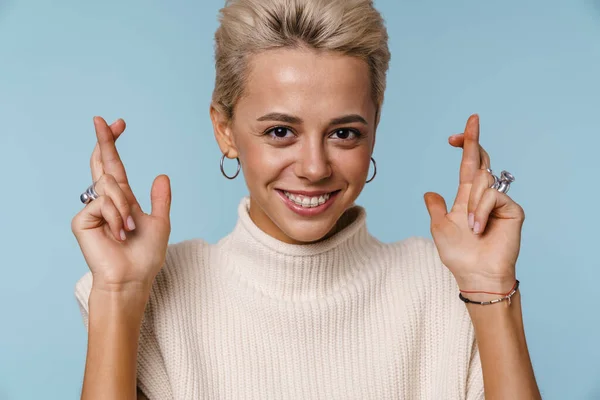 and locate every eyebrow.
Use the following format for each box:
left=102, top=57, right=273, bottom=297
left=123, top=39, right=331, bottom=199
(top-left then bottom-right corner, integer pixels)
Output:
left=330, top=114, right=368, bottom=126
left=256, top=112, right=368, bottom=126
left=257, top=112, right=302, bottom=125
